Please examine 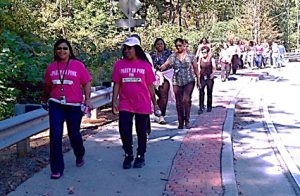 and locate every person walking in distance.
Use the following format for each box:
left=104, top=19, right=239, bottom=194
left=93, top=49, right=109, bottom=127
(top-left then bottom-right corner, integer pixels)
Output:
left=219, top=43, right=231, bottom=82
left=238, top=40, right=246, bottom=69
left=255, top=41, right=264, bottom=69
left=198, top=46, right=216, bottom=114
left=278, top=41, right=286, bottom=67
left=150, top=38, right=173, bottom=124
left=112, top=37, right=159, bottom=169
left=195, top=37, right=211, bottom=60
left=228, top=39, right=241, bottom=74
left=247, top=41, right=256, bottom=68
left=43, top=39, right=92, bottom=179
left=272, top=41, right=280, bottom=68
left=160, top=38, right=200, bottom=129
